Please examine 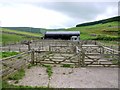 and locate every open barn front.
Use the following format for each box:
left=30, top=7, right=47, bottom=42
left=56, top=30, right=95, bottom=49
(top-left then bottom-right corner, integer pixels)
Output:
left=44, top=31, right=80, bottom=40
